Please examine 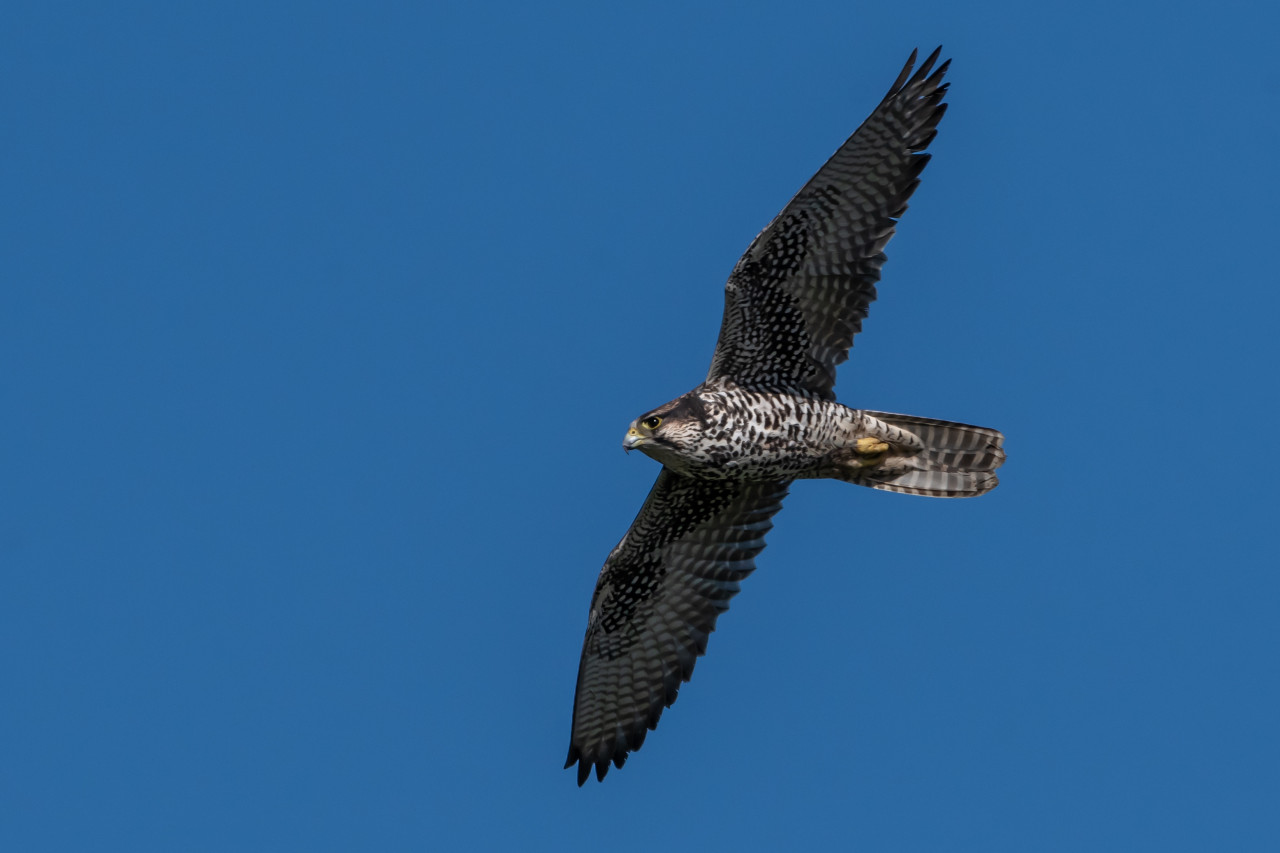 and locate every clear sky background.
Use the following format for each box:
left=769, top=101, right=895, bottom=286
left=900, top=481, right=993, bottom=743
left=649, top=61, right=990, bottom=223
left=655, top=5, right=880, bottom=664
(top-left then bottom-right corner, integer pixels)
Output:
left=4, top=2, right=1278, bottom=850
